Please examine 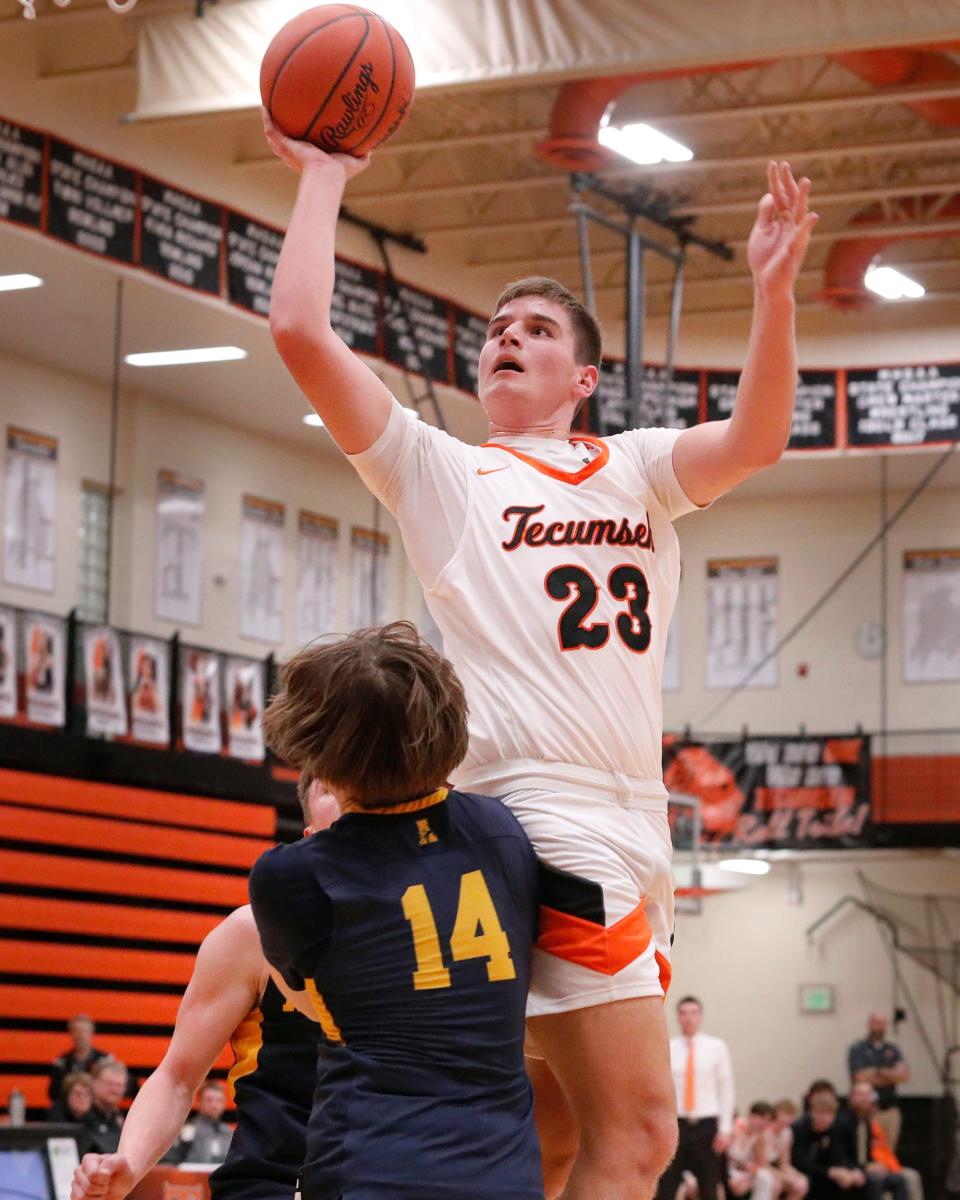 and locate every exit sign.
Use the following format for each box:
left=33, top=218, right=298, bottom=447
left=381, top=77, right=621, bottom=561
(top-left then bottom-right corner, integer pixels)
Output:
left=799, top=984, right=835, bottom=1014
